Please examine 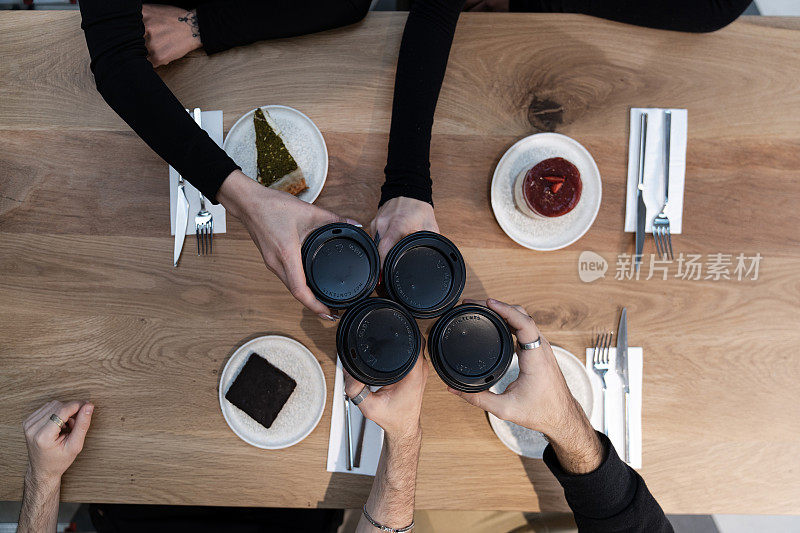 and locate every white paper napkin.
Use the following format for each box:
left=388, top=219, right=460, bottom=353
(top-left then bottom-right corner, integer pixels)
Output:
left=585, top=348, right=643, bottom=469
left=326, top=359, right=384, bottom=476
left=169, top=110, right=227, bottom=235
left=624, top=108, right=687, bottom=234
